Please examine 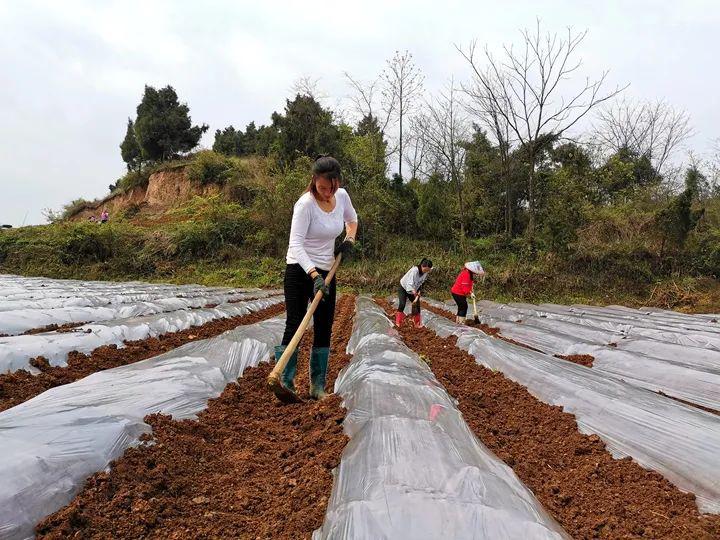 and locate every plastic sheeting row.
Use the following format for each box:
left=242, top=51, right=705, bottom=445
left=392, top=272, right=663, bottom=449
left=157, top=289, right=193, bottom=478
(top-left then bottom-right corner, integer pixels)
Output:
left=421, top=309, right=720, bottom=514
left=503, top=301, right=720, bottom=350
left=0, top=281, right=258, bottom=313
left=470, top=300, right=720, bottom=374
left=430, top=300, right=720, bottom=412
left=0, top=274, right=252, bottom=303
left=314, top=297, right=568, bottom=539
left=0, top=288, right=281, bottom=336
left=0, top=314, right=285, bottom=540
left=0, top=296, right=284, bottom=374
left=0, top=287, right=261, bottom=313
